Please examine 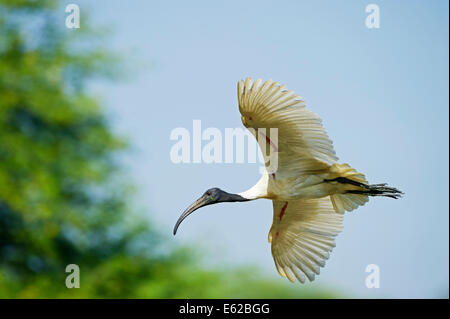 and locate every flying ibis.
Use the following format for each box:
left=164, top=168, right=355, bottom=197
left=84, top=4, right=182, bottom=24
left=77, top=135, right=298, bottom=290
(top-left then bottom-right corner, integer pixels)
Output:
left=173, top=78, right=402, bottom=283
